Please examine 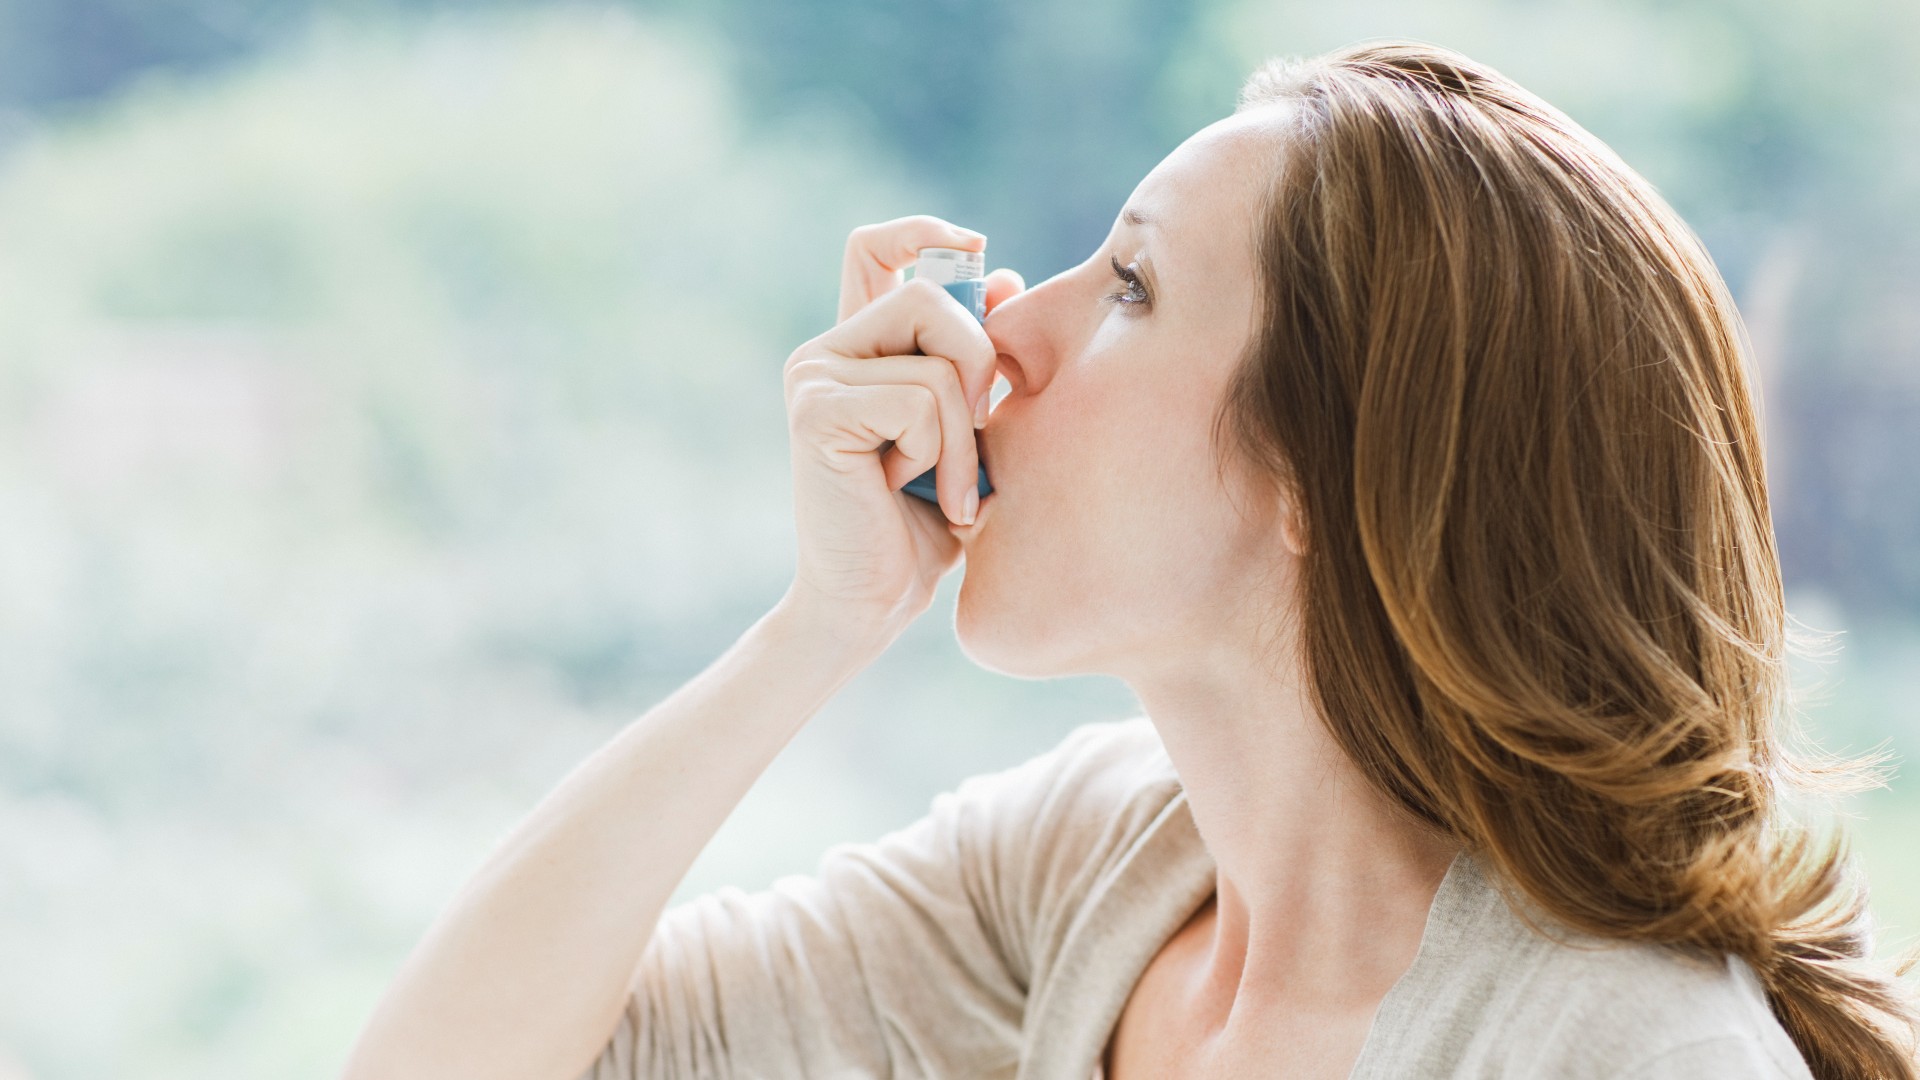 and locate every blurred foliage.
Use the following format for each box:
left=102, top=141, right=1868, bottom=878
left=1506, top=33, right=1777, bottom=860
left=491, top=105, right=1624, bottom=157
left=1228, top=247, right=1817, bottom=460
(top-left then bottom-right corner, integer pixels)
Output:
left=4, top=0, right=1918, bottom=613
left=0, top=9, right=948, bottom=1078
left=0, top=2, right=1914, bottom=1078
